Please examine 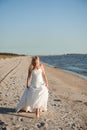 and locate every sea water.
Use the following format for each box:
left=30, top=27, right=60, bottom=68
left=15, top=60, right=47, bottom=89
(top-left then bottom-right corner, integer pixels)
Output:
left=40, top=54, right=87, bottom=80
